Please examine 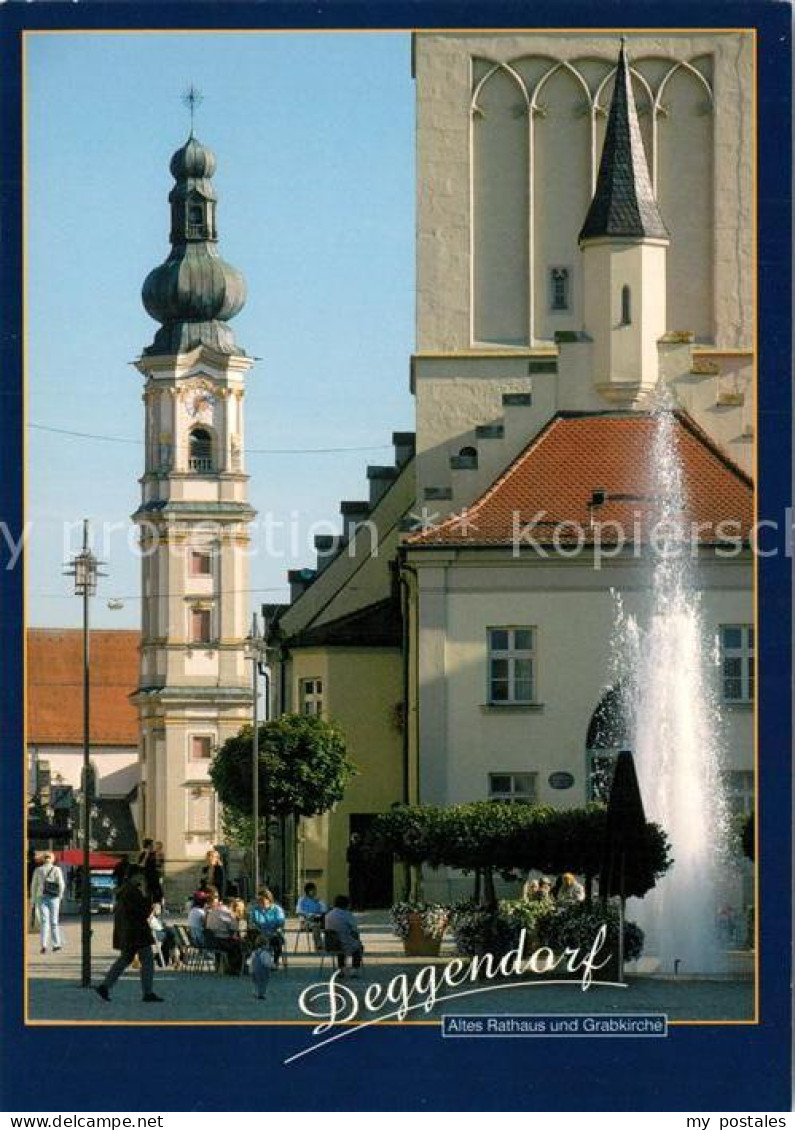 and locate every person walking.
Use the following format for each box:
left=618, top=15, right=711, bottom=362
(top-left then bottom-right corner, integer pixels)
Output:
left=30, top=851, right=66, bottom=954
left=94, top=866, right=163, bottom=1003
